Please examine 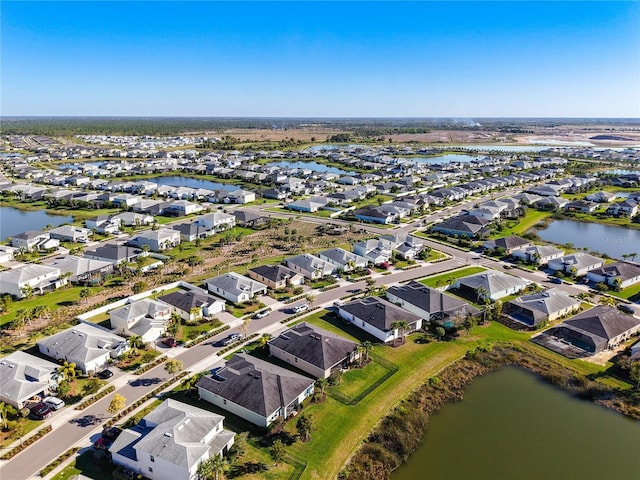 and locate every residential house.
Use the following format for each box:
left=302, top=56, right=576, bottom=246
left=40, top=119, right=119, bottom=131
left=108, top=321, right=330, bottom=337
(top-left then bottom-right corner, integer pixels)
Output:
left=164, top=200, right=203, bottom=217
left=285, top=254, right=336, bottom=280
left=158, top=288, right=225, bottom=322
left=380, top=233, right=425, bottom=260
left=268, top=322, right=359, bottom=379
left=173, top=222, right=212, bottom=242
left=548, top=253, right=605, bottom=277
left=224, top=189, right=256, bottom=204
left=547, top=305, right=640, bottom=354
left=46, top=255, right=114, bottom=284
left=586, top=261, right=640, bottom=289
left=109, top=399, right=235, bottom=480
left=482, top=236, right=532, bottom=254
left=84, top=244, right=142, bottom=265
left=430, top=214, right=491, bottom=238
left=111, top=212, right=154, bottom=227
left=129, top=228, right=181, bottom=252
left=386, top=281, right=480, bottom=328
left=286, top=199, right=327, bottom=213
left=197, top=353, right=315, bottom=428
left=0, top=351, right=59, bottom=409
left=110, top=299, right=173, bottom=343
left=504, top=288, right=581, bottom=327
left=317, top=248, right=368, bottom=272
left=338, top=296, right=422, bottom=343
left=452, top=270, right=531, bottom=302
left=0, top=264, right=67, bottom=298
left=37, top=322, right=128, bottom=374
left=586, top=191, right=618, bottom=203
left=48, top=225, right=92, bottom=243
left=0, top=245, right=18, bottom=263
left=205, top=272, right=267, bottom=304
left=605, top=200, right=639, bottom=218
left=353, top=206, right=398, bottom=225
left=512, top=245, right=565, bottom=265
left=564, top=200, right=598, bottom=213
left=11, top=230, right=59, bottom=252
left=86, top=215, right=121, bottom=235
left=233, top=210, right=269, bottom=228
left=533, top=196, right=569, bottom=211
left=247, top=265, right=304, bottom=290
left=198, top=212, right=236, bottom=232
left=353, top=238, right=393, bottom=265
